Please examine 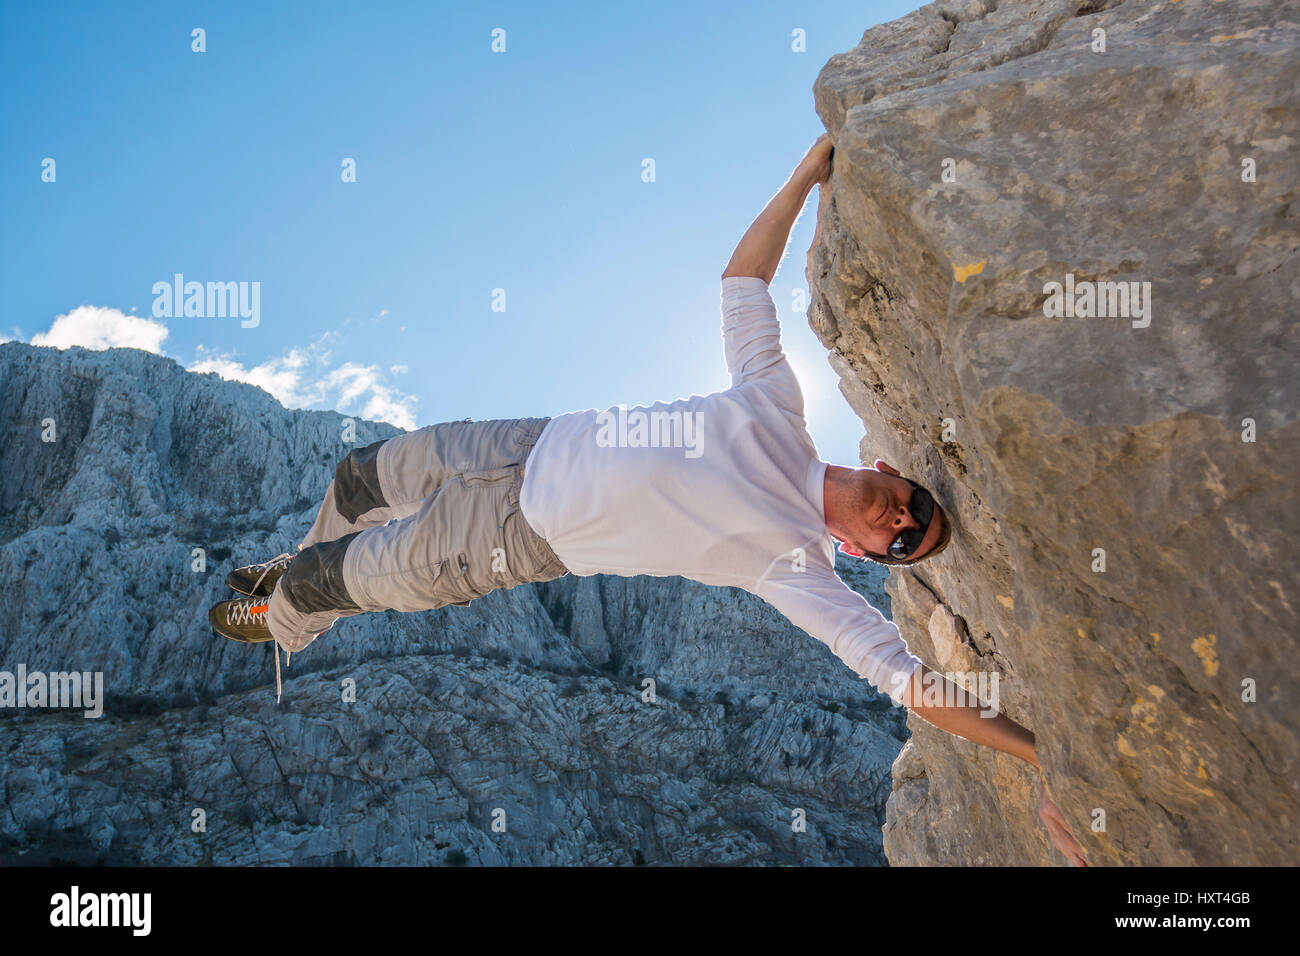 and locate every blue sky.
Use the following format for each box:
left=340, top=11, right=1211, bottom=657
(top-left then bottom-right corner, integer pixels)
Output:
left=1, top=0, right=917, bottom=465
